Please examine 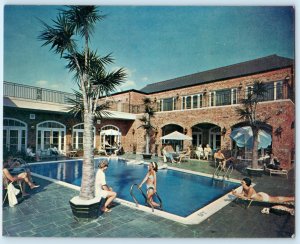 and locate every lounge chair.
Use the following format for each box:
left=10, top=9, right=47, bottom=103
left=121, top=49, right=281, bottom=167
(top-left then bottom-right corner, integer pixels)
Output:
left=233, top=195, right=294, bottom=209
left=264, top=167, right=289, bottom=179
